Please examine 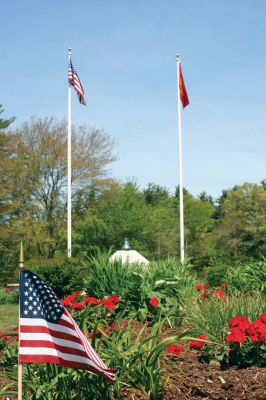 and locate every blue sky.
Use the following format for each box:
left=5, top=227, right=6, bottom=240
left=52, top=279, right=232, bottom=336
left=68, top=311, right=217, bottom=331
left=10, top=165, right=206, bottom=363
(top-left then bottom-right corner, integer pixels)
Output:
left=1, top=0, right=266, bottom=199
